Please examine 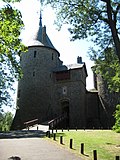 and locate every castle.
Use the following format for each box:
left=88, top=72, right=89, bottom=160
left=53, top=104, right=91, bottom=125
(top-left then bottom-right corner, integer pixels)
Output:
left=11, top=13, right=118, bottom=130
